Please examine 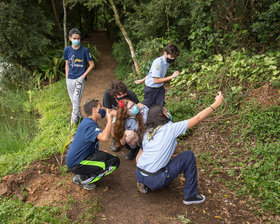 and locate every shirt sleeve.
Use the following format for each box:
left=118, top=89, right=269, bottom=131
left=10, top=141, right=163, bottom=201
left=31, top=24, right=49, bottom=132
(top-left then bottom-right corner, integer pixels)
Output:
left=103, top=90, right=114, bottom=109
left=85, top=125, right=102, bottom=142
left=128, top=90, right=139, bottom=104
left=63, top=47, right=68, bottom=60
left=169, top=120, right=188, bottom=138
left=150, top=59, right=162, bottom=78
left=85, top=48, right=93, bottom=61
